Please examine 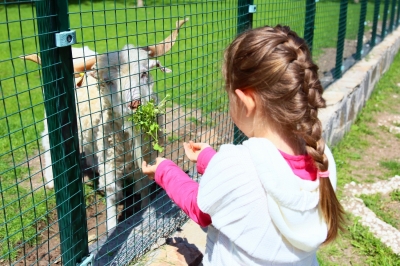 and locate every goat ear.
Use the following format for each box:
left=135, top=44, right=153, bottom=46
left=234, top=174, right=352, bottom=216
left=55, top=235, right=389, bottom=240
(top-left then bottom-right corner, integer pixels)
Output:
left=20, top=54, right=42, bottom=65
left=148, top=60, right=172, bottom=73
